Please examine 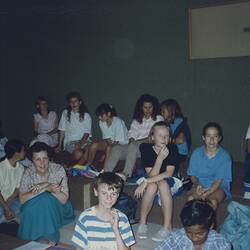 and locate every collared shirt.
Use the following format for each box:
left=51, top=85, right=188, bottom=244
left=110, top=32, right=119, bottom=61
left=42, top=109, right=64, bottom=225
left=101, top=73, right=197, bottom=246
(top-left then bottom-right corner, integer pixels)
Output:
left=99, top=116, right=129, bottom=145
left=187, top=146, right=232, bottom=198
left=20, top=162, right=68, bottom=195
left=155, top=228, right=232, bottom=250
left=128, top=115, right=164, bottom=140
left=0, top=158, right=24, bottom=200
left=72, top=206, right=135, bottom=250
left=58, top=110, right=92, bottom=147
